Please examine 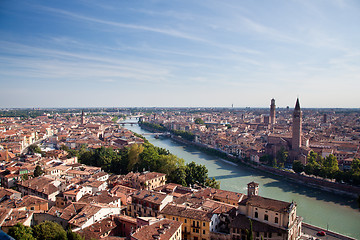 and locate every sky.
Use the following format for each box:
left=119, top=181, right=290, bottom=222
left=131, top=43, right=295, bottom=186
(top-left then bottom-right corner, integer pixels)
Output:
left=0, top=0, right=360, bottom=108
